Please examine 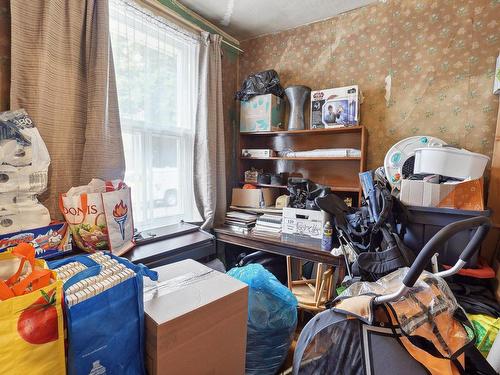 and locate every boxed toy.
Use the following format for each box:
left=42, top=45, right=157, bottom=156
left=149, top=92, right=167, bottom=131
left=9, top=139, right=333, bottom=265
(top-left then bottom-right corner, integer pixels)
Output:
left=0, top=222, right=73, bottom=259
left=240, top=94, right=285, bottom=132
left=310, top=85, right=360, bottom=128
